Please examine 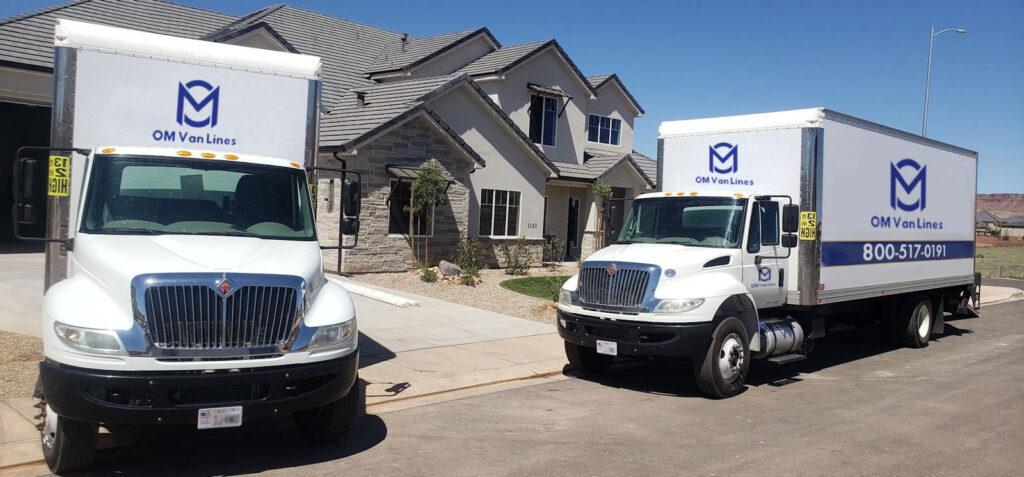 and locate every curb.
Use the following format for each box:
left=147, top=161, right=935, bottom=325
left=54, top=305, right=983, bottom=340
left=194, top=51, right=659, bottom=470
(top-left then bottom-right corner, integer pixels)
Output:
left=328, top=277, right=420, bottom=307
